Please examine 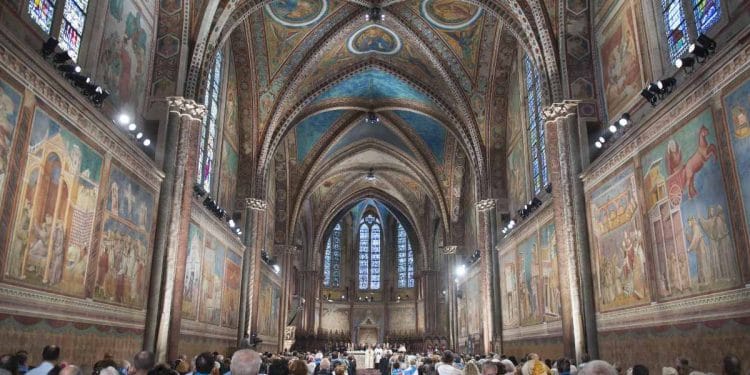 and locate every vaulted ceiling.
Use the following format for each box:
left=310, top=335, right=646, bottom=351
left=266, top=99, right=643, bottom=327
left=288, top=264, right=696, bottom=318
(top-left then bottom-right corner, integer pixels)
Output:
left=188, top=0, right=559, bottom=251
